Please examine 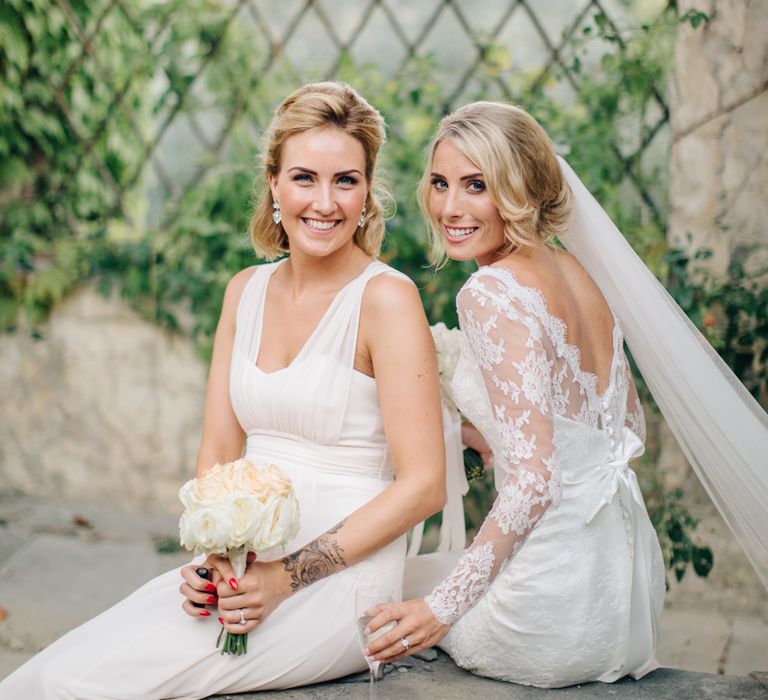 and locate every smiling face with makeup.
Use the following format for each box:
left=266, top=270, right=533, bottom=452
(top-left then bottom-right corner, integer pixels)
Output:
left=428, top=138, right=506, bottom=267
left=268, top=127, right=368, bottom=262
